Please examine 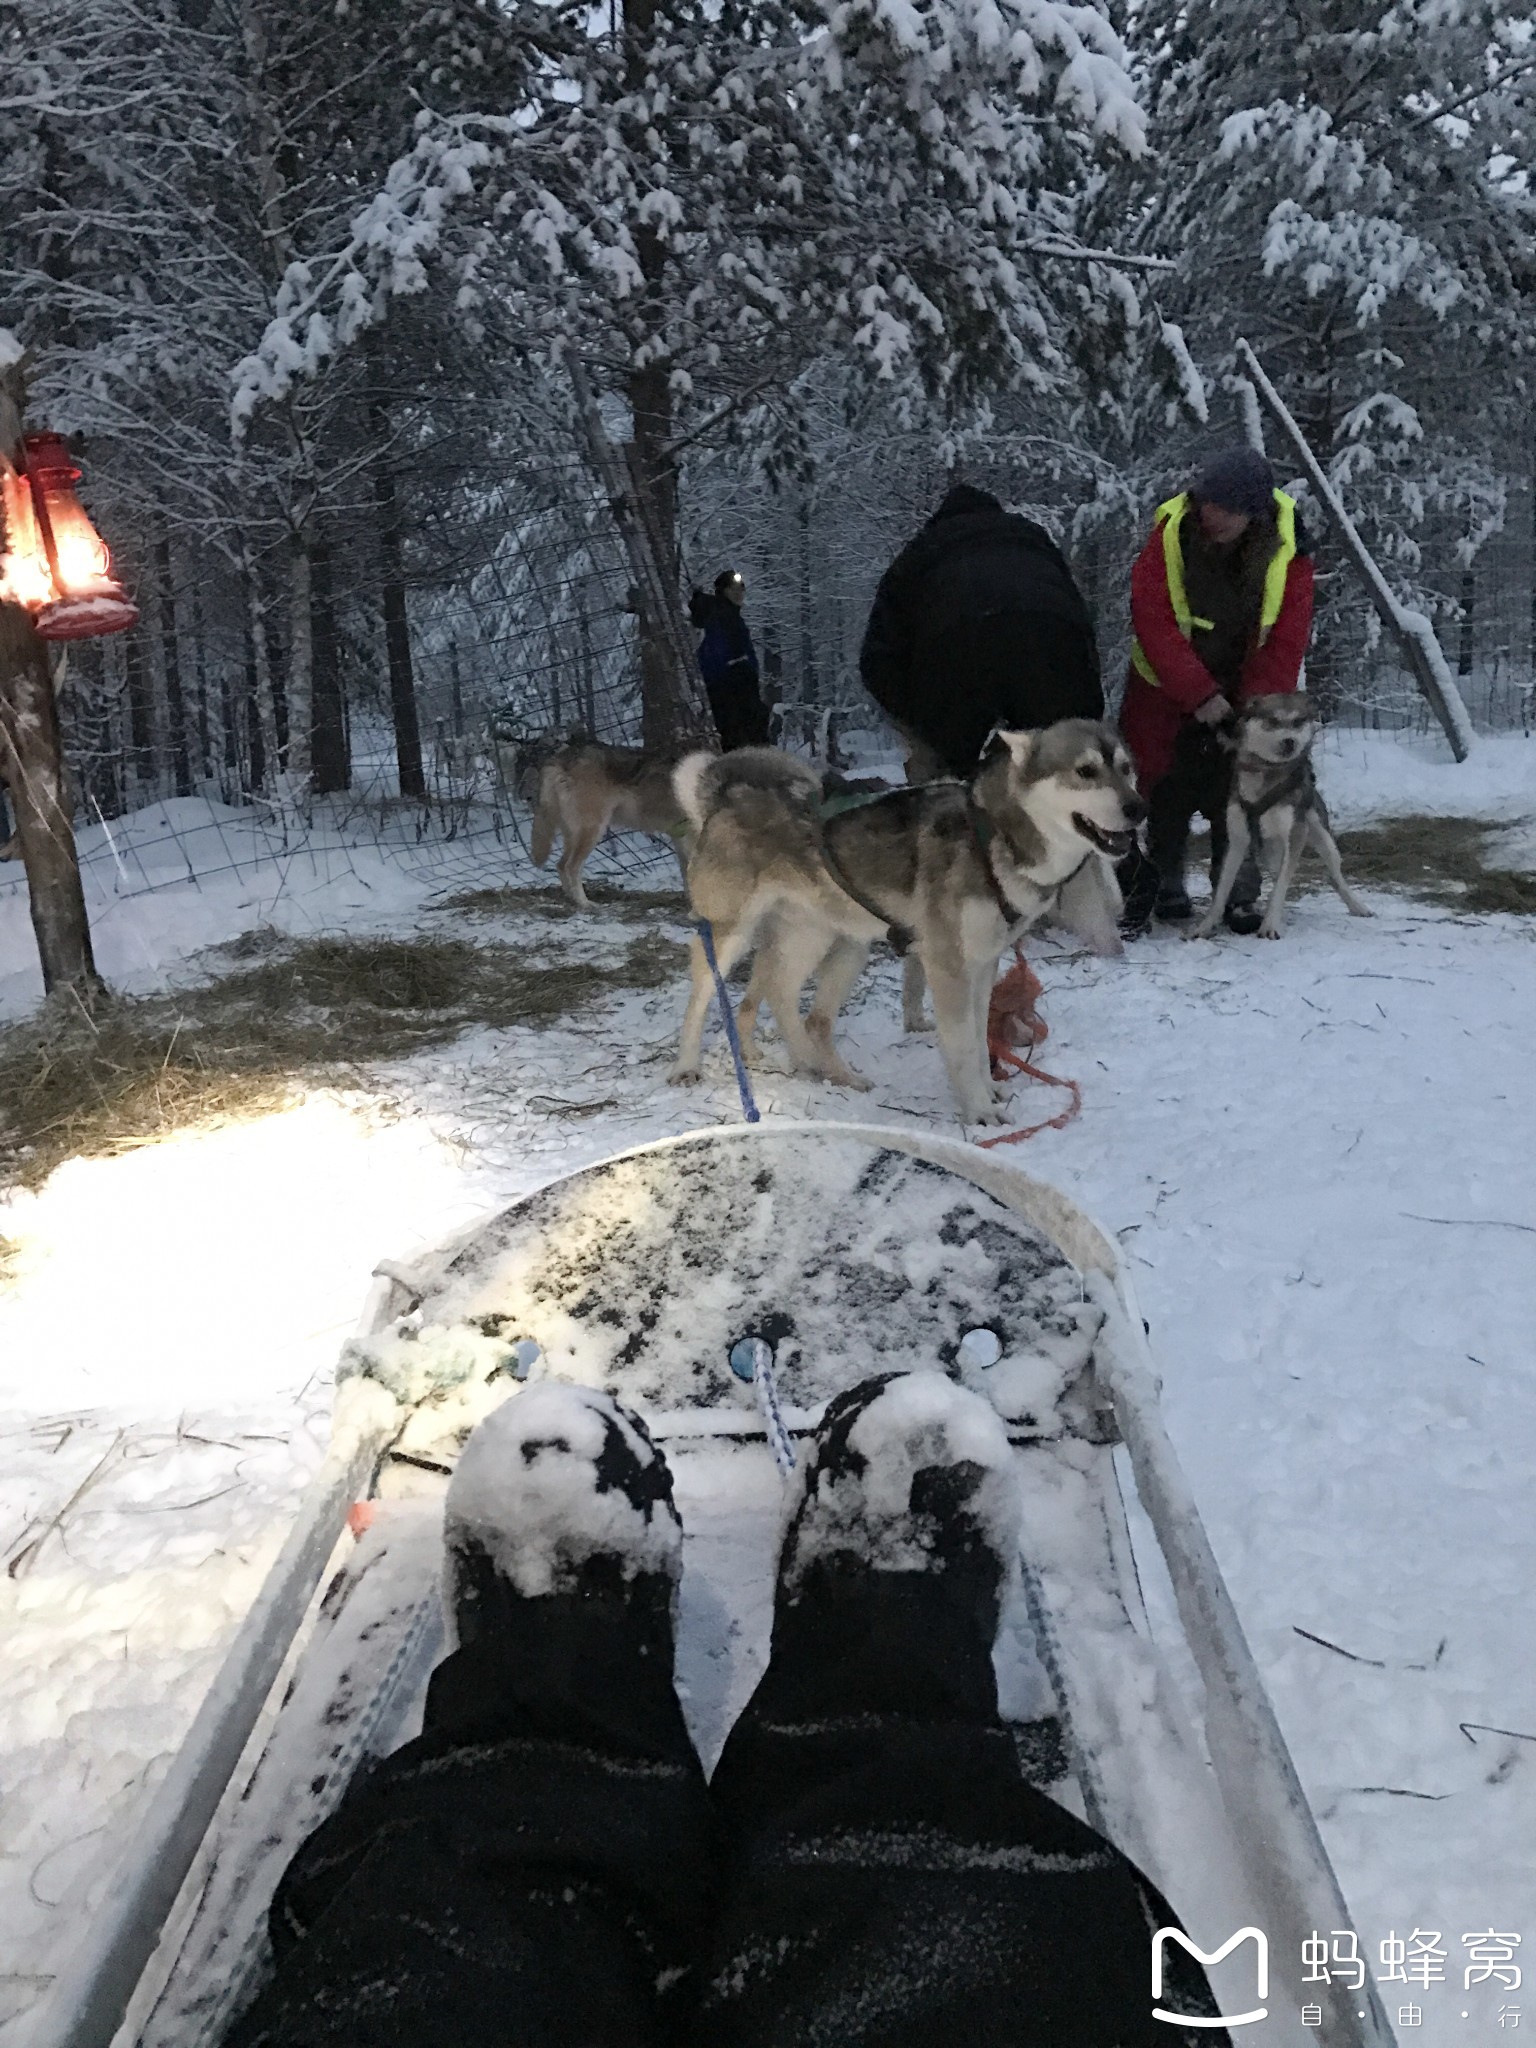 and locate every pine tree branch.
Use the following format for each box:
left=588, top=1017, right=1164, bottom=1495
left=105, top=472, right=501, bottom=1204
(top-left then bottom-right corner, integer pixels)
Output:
left=1412, top=52, right=1536, bottom=127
